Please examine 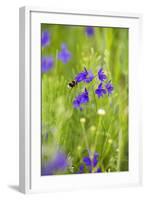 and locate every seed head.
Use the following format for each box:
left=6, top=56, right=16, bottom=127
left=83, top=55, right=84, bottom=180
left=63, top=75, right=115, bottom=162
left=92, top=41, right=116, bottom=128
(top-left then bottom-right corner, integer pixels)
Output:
left=80, top=118, right=86, bottom=123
